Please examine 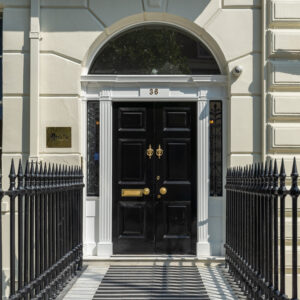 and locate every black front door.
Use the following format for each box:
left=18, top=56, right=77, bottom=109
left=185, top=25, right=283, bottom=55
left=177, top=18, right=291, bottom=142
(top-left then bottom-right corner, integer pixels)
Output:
left=113, top=102, right=197, bottom=254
